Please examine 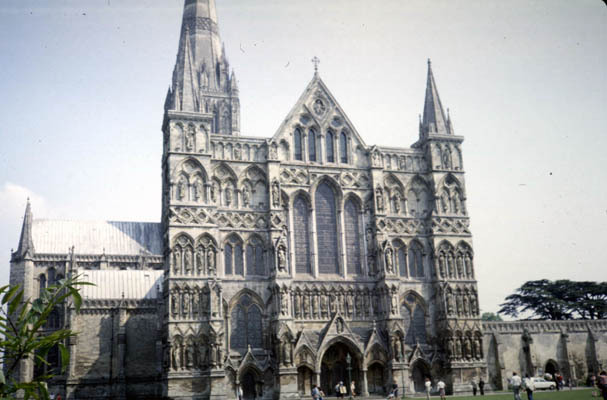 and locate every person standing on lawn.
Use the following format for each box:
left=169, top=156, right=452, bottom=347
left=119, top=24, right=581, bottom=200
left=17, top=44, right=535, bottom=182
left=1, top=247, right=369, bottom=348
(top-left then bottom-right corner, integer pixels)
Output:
left=471, top=378, right=477, bottom=395
left=437, top=379, right=446, bottom=400
left=523, top=374, right=534, bottom=400
left=479, top=378, right=485, bottom=395
left=598, top=370, right=607, bottom=400
left=424, top=377, right=432, bottom=400
left=510, top=372, right=522, bottom=400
